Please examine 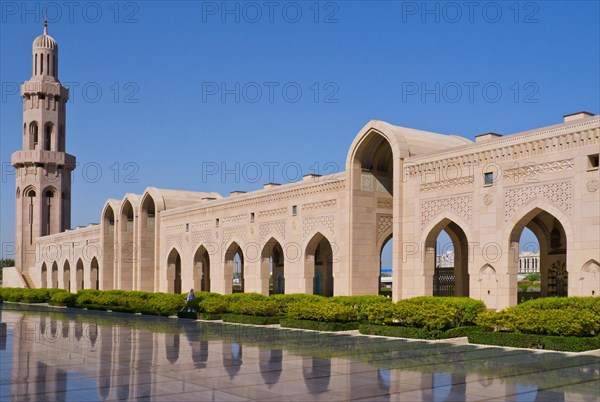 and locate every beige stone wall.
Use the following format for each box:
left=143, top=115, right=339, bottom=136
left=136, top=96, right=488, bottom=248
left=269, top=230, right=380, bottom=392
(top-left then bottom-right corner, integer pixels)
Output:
left=15, top=114, right=599, bottom=311
left=400, top=114, right=600, bottom=308
left=33, top=225, right=101, bottom=291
